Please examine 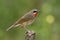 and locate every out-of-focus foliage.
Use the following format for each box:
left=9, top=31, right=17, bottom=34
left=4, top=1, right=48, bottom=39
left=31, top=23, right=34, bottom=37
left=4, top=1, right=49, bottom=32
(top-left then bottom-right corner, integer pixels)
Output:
left=0, top=0, right=60, bottom=40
